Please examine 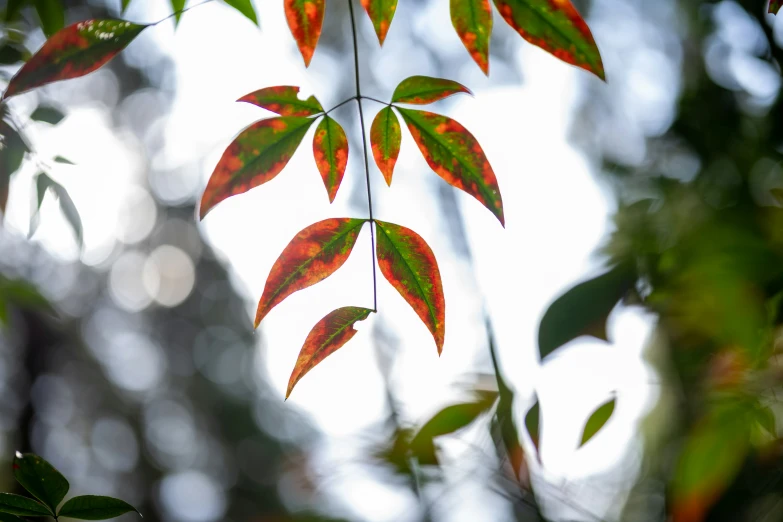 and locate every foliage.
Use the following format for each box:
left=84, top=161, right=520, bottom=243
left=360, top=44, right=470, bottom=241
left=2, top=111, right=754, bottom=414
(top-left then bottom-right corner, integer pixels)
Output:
left=0, top=453, right=137, bottom=520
